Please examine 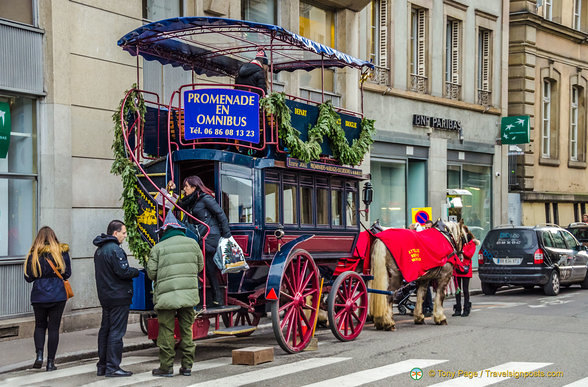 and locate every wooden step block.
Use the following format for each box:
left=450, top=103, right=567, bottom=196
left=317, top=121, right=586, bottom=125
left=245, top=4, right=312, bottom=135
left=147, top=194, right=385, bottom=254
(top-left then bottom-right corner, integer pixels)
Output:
left=232, top=346, right=274, bottom=366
